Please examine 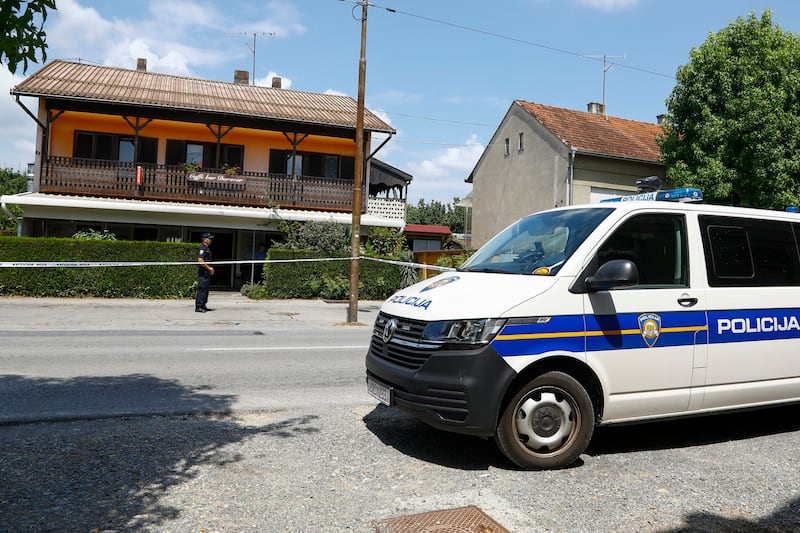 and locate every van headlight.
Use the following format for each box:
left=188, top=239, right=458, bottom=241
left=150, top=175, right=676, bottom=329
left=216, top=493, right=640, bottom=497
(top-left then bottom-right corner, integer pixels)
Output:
left=422, top=318, right=506, bottom=347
